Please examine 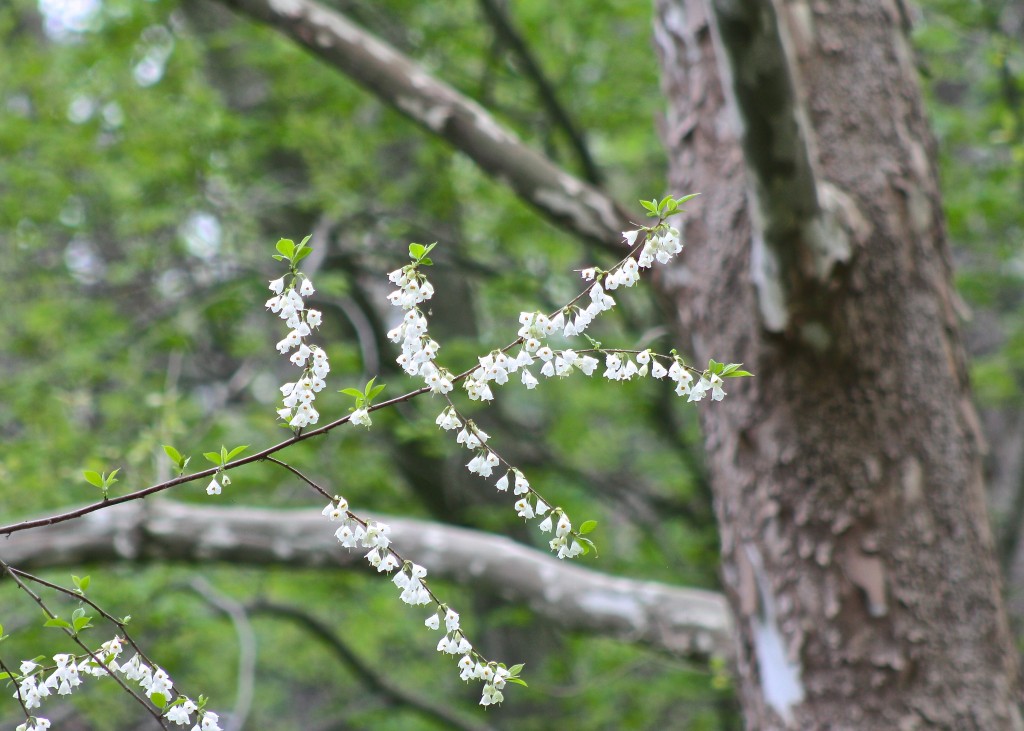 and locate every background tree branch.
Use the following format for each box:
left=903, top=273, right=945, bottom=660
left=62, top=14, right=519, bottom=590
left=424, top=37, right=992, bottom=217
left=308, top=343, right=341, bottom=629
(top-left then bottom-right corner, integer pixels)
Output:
left=476, top=0, right=604, bottom=186
left=213, top=0, right=631, bottom=251
left=0, top=501, right=732, bottom=663
left=249, top=599, right=498, bottom=731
